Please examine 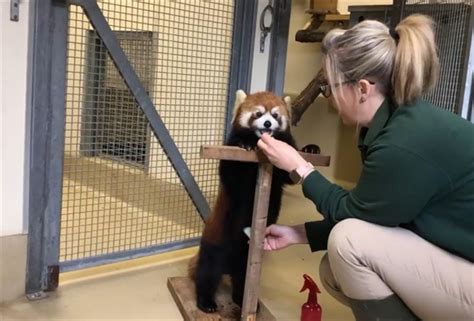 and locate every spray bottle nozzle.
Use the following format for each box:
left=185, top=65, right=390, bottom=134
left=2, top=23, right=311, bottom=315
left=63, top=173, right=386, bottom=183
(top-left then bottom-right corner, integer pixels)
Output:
left=300, top=274, right=322, bottom=321
left=300, top=274, right=321, bottom=294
